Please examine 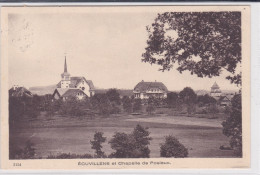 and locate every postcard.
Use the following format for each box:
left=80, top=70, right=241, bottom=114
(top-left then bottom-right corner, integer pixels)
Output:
left=1, top=5, right=250, bottom=169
